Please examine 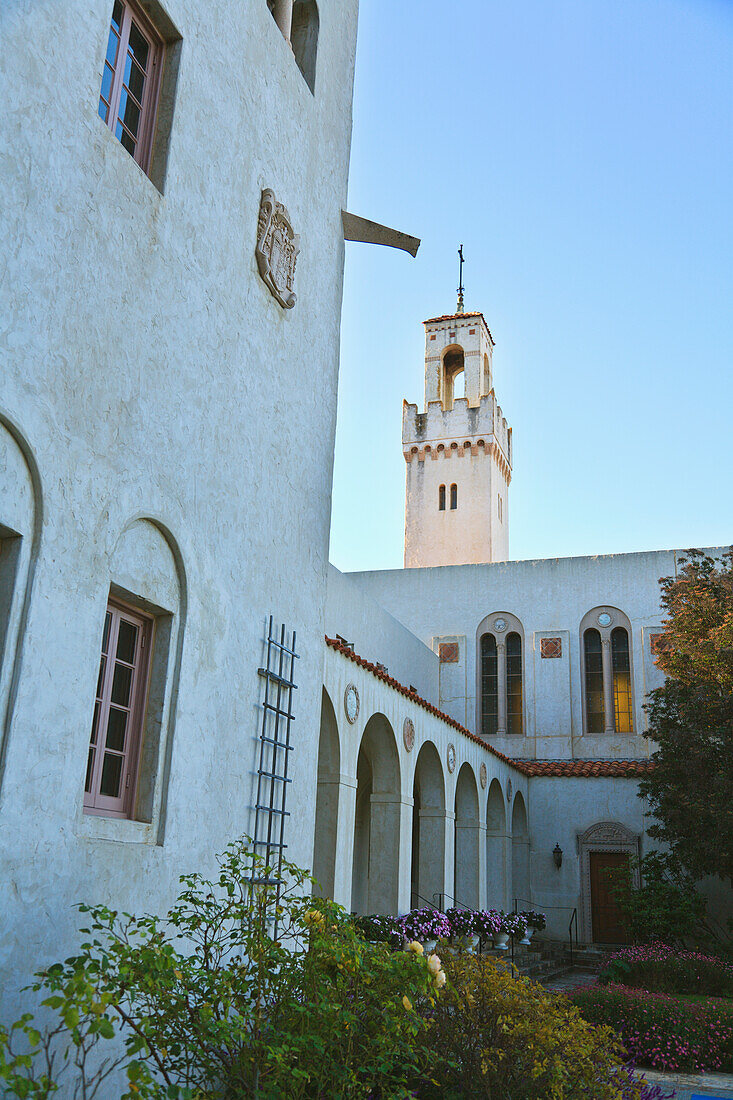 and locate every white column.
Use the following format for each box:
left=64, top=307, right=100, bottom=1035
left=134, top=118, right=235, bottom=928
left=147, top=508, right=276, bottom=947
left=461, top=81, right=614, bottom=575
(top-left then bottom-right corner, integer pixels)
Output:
left=417, top=807, right=447, bottom=910
left=331, top=775, right=358, bottom=911
left=478, top=816, right=488, bottom=909
left=443, top=809, right=456, bottom=910
left=602, top=636, right=614, bottom=734
left=497, top=641, right=507, bottom=735
left=272, top=0, right=293, bottom=42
